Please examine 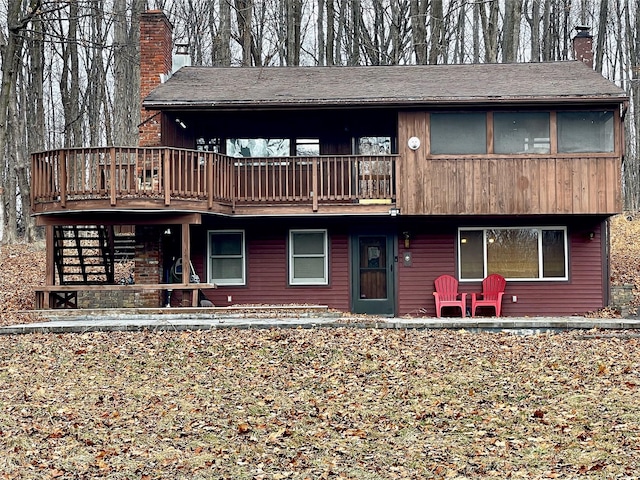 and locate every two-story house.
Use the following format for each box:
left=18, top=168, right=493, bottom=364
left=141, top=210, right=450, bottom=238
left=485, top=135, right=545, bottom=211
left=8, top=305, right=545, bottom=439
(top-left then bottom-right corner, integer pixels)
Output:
left=31, top=11, right=627, bottom=317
